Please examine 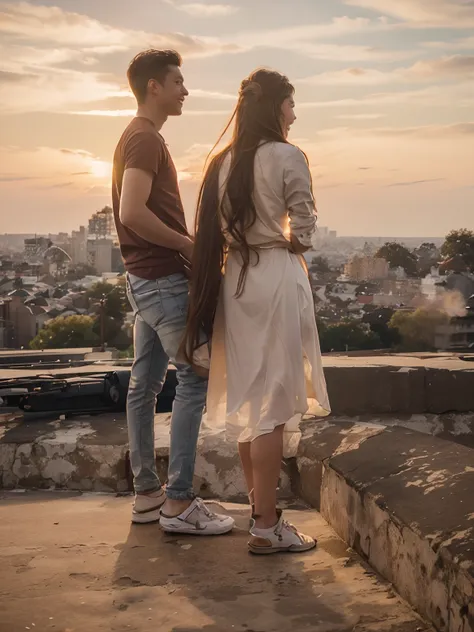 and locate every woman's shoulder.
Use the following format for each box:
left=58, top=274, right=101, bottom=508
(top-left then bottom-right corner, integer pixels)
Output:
left=258, top=141, right=306, bottom=163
